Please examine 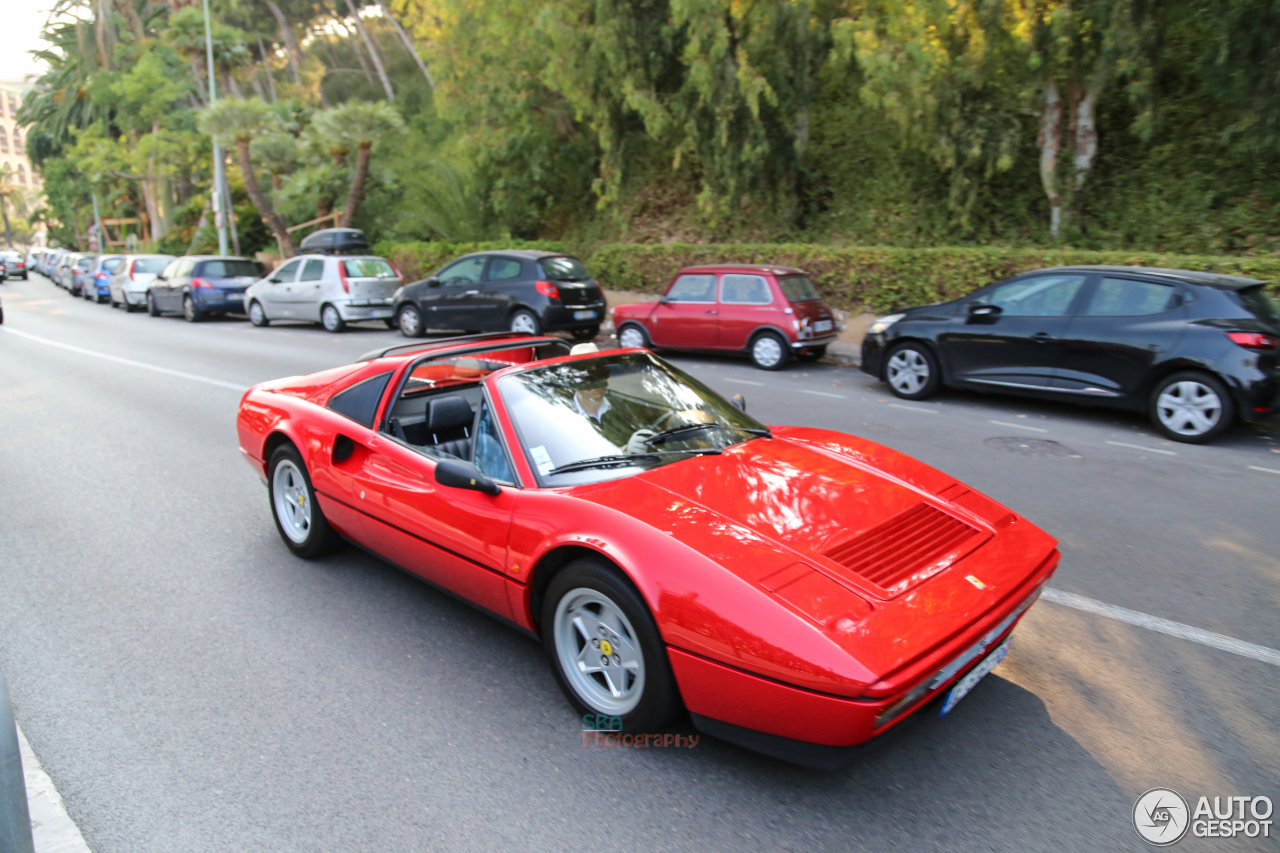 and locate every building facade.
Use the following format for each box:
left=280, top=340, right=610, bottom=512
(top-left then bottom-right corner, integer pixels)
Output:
left=0, top=79, right=43, bottom=246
